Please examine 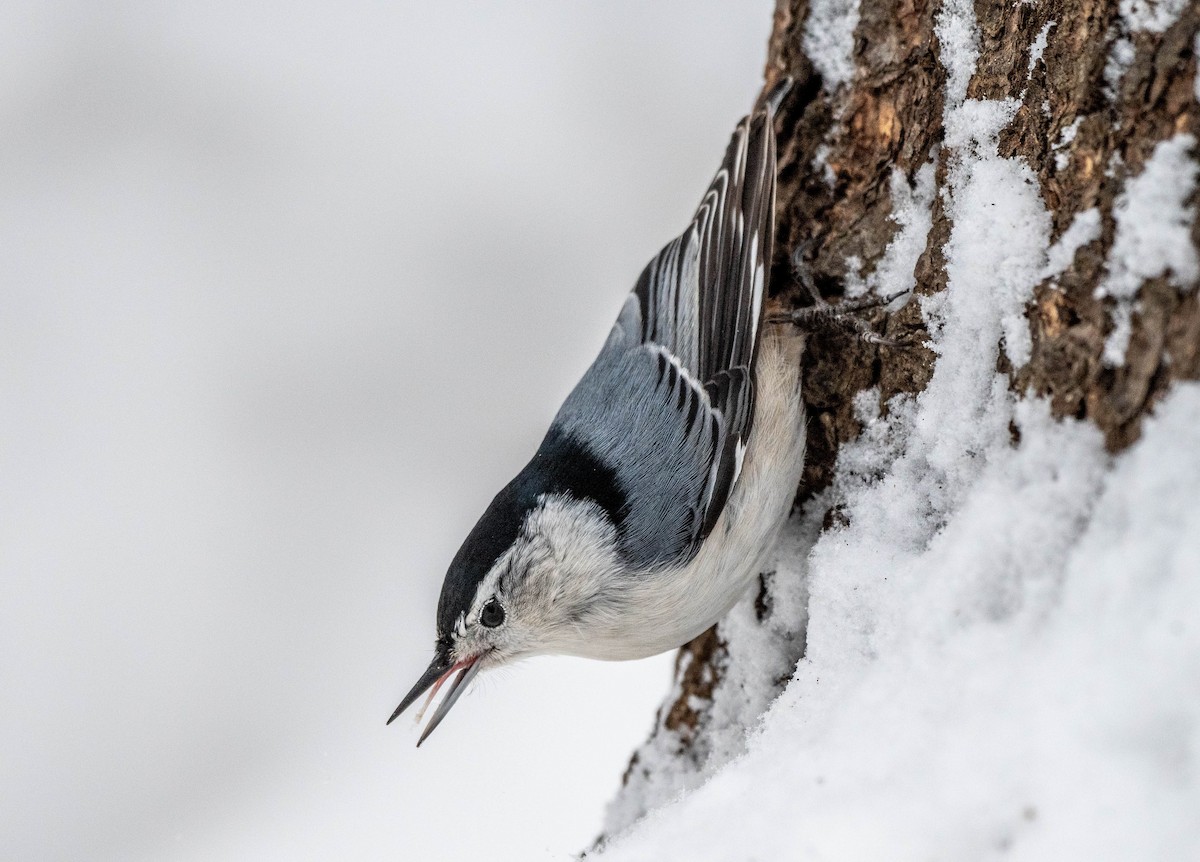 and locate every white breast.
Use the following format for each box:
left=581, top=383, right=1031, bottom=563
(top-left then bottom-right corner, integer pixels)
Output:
left=569, top=328, right=808, bottom=660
